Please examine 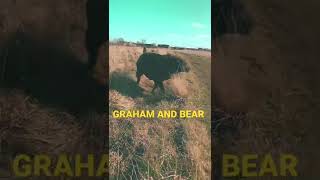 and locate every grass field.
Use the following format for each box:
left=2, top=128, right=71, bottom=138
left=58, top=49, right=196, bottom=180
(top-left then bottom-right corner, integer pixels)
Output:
left=213, top=0, right=320, bottom=179
left=109, top=45, right=211, bottom=179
